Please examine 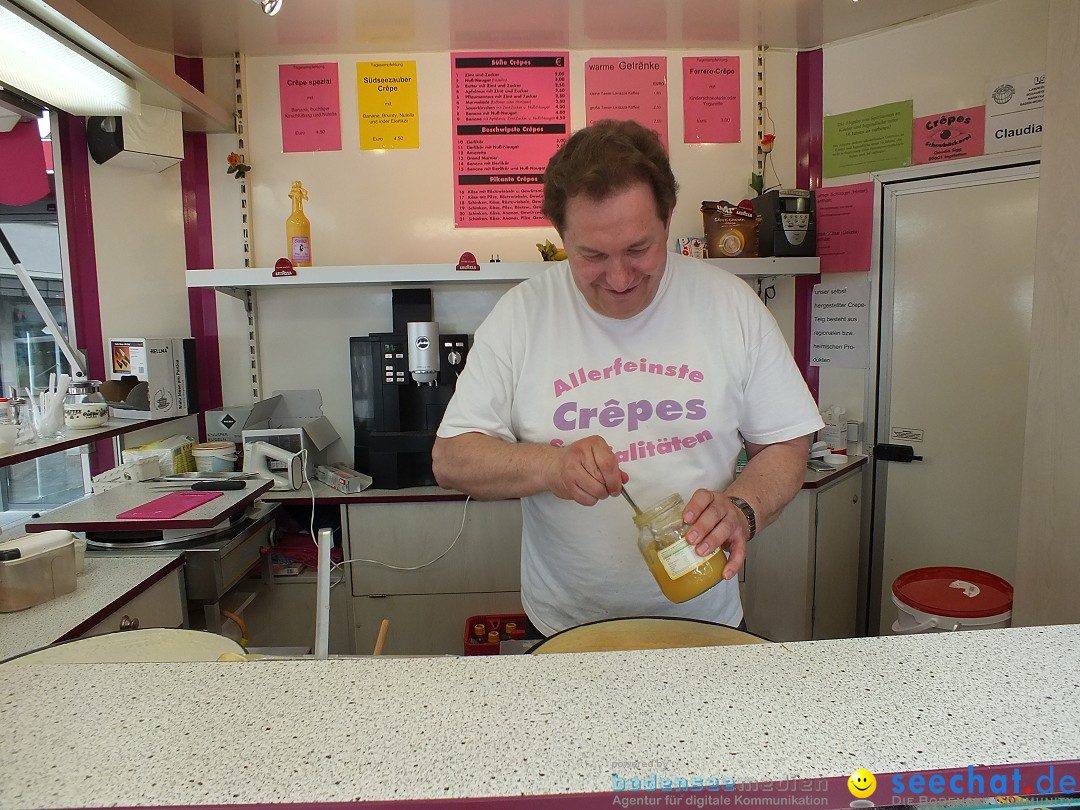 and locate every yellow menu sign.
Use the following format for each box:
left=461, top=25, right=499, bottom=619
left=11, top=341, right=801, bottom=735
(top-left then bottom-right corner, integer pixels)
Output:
left=357, top=61, right=419, bottom=150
